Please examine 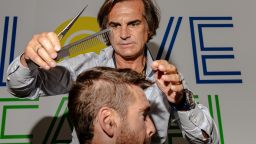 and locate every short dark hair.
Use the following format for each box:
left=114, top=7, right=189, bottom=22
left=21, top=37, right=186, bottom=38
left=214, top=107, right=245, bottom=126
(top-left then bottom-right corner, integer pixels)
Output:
left=68, top=66, right=153, bottom=144
left=97, top=0, right=160, bottom=41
